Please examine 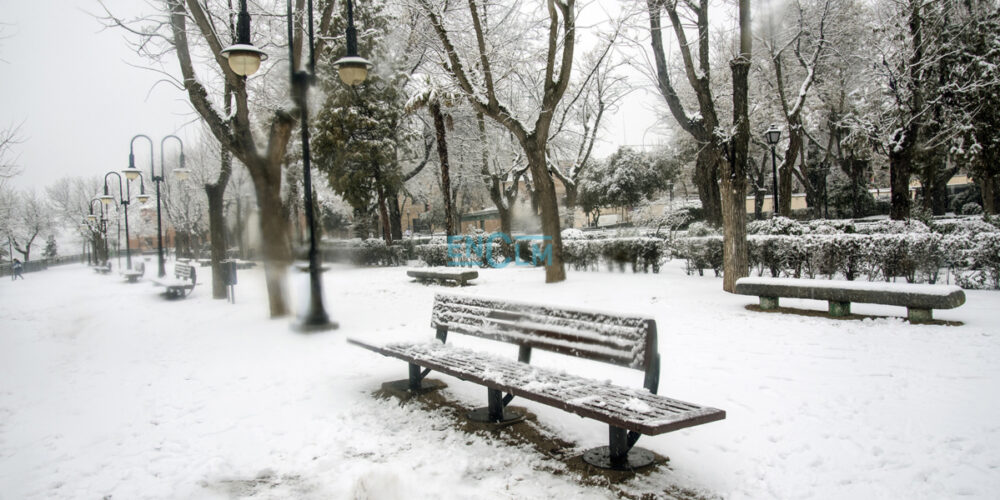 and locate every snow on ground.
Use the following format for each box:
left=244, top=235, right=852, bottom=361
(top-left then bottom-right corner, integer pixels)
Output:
left=1, top=259, right=999, bottom=499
